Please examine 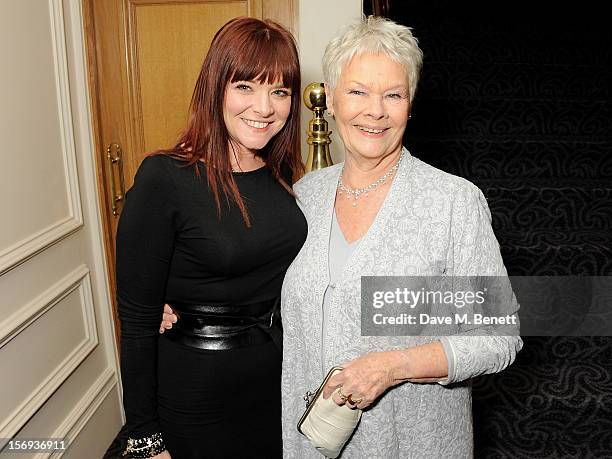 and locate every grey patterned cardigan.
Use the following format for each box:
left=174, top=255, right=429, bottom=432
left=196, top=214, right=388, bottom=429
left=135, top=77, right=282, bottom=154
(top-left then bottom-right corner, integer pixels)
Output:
left=281, top=149, right=523, bottom=458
